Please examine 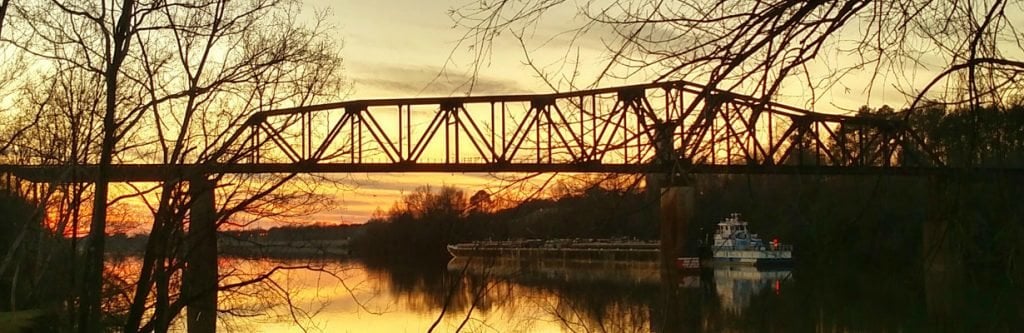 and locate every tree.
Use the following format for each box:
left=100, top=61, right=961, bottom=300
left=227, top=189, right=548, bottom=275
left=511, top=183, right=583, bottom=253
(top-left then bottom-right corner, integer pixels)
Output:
left=351, top=186, right=472, bottom=259
left=392, top=185, right=469, bottom=222
left=453, top=0, right=1024, bottom=112
left=3, top=0, right=347, bottom=331
left=0, top=0, right=9, bottom=37
left=4, top=0, right=151, bottom=328
left=113, top=2, right=345, bottom=332
left=468, top=190, right=492, bottom=213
